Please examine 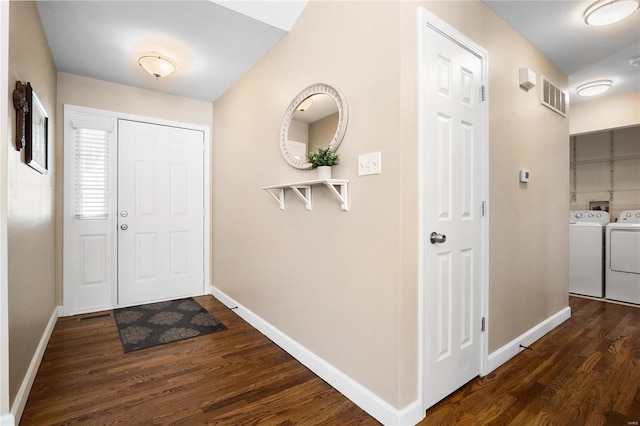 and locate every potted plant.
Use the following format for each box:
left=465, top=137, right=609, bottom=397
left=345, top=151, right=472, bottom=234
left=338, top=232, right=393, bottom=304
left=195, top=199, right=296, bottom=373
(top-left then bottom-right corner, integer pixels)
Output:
left=307, top=147, right=339, bottom=179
